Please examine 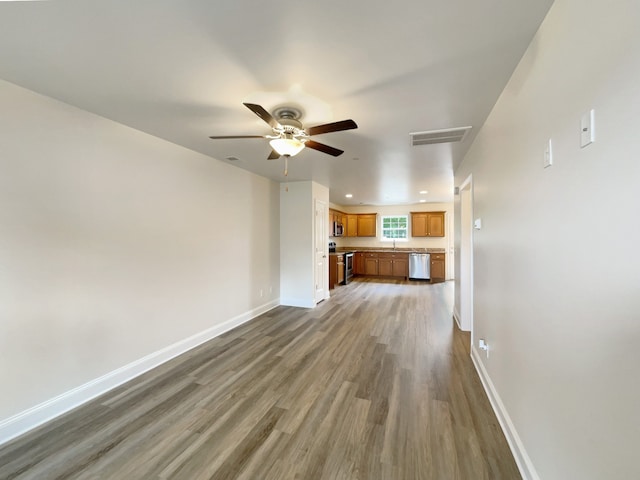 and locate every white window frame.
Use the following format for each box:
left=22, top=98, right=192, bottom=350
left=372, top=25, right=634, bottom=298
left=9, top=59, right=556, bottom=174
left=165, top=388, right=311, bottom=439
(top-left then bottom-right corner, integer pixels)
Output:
left=380, top=214, right=409, bottom=242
